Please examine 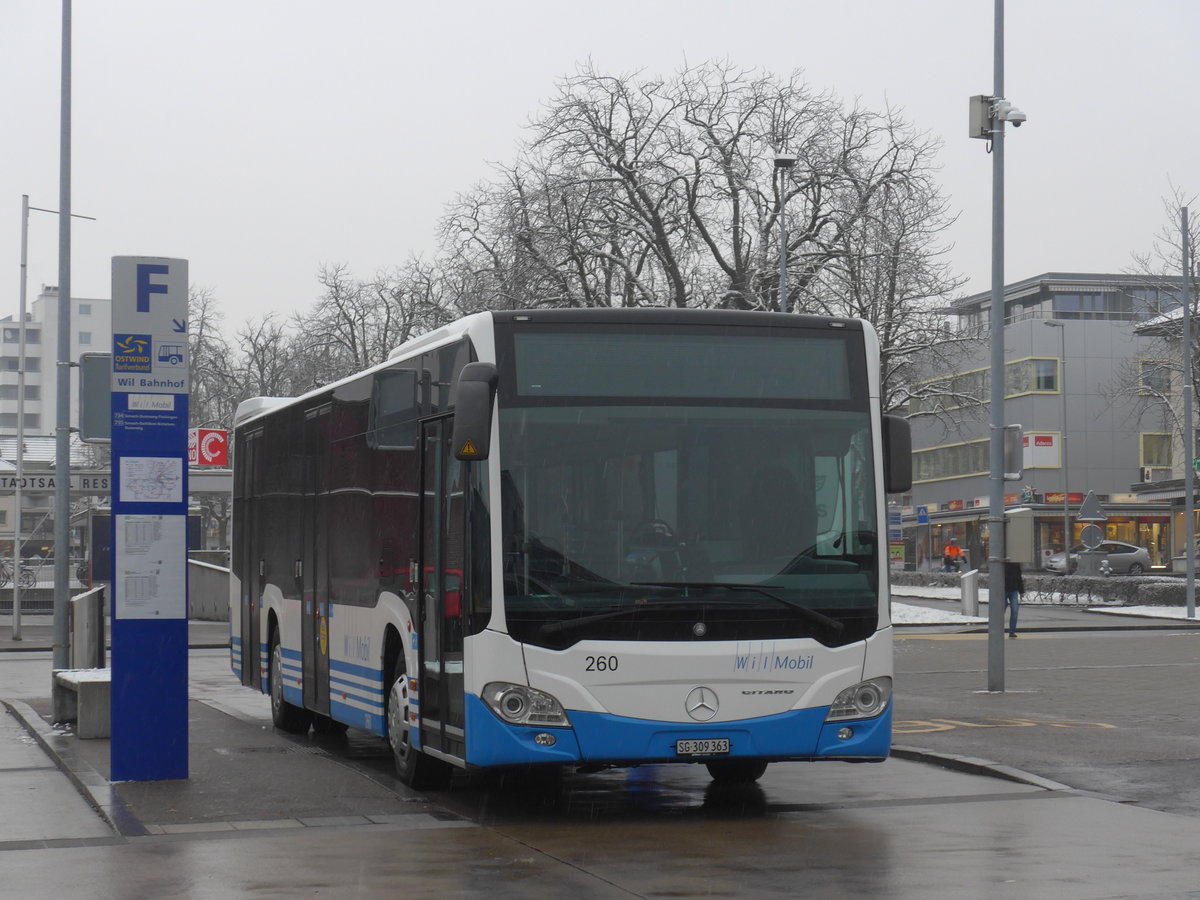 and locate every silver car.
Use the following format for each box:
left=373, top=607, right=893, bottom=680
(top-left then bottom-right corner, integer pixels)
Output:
left=1043, top=541, right=1152, bottom=575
